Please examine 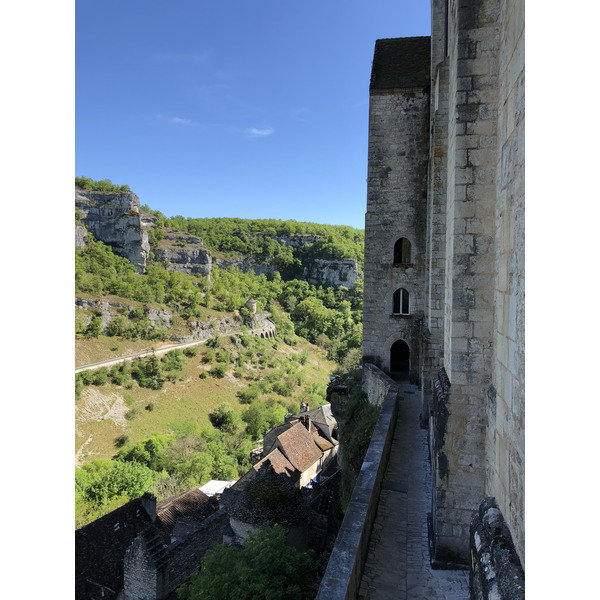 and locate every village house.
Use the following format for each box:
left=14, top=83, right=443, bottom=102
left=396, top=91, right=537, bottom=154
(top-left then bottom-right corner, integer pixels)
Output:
left=75, top=489, right=228, bottom=600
